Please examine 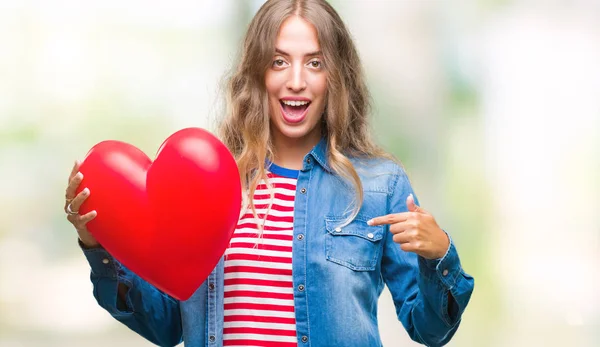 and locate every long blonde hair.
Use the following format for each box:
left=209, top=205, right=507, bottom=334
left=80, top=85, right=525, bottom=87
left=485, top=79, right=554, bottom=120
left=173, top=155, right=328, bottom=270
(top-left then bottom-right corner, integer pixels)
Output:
left=218, top=0, right=396, bottom=226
